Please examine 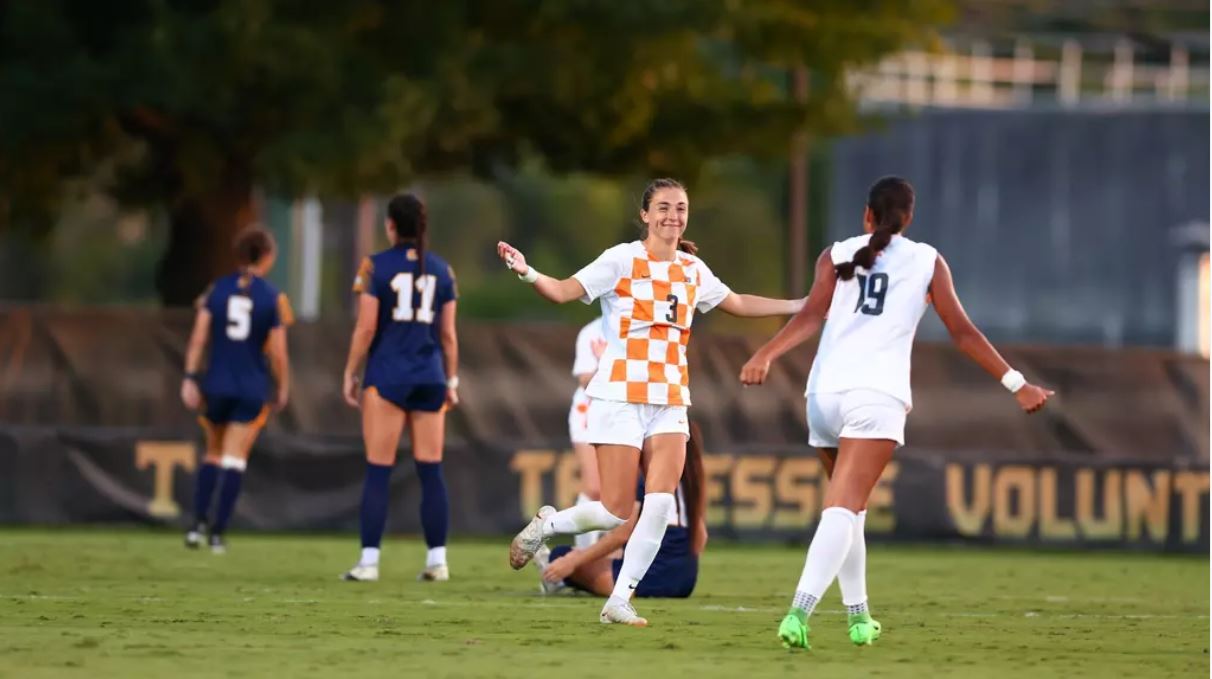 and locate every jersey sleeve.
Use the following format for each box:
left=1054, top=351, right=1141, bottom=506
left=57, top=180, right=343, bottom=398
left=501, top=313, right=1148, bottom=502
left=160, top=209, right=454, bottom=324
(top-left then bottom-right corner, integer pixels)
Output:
left=572, top=246, right=625, bottom=304
left=571, top=323, right=599, bottom=376
left=693, top=258, right=732, bottom=312
left=194, top=284, right=214, bottom=312
left=352, top=257, right=374, bottom=294
left=276, top=293, right=295, bottom=328
left=438, top=264, right=459, bottom=306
